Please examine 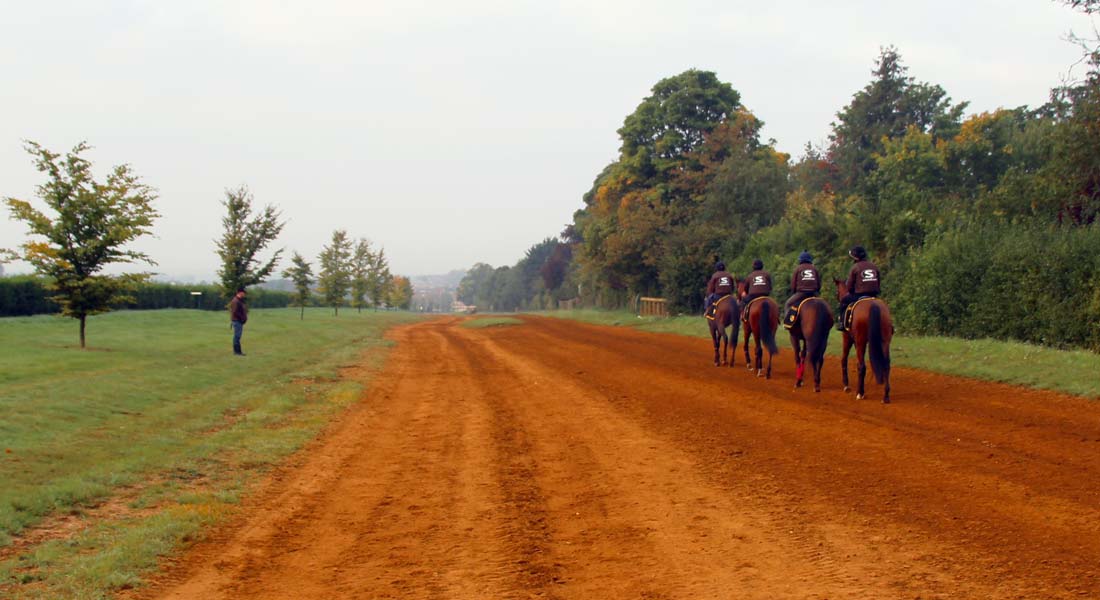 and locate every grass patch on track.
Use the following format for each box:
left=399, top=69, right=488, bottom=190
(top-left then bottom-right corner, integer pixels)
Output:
left=460, top=316, right=524, bottom=329
left=0, top=308, right=422, bottom=599
left=540, top=309, right=1100, bottom=398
